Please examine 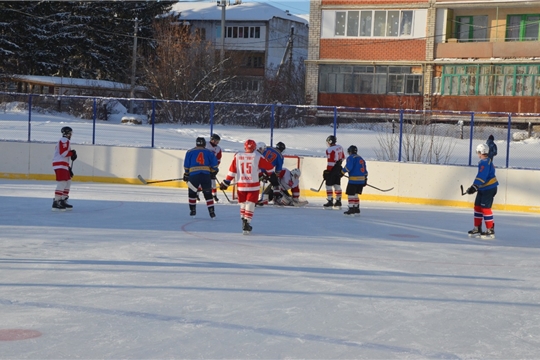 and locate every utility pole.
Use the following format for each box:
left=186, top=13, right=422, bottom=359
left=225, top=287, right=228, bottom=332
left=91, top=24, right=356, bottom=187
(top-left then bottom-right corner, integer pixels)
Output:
left=129, top=18, right=139, bottom=113
left=218, top=0, right=227, bottom=78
